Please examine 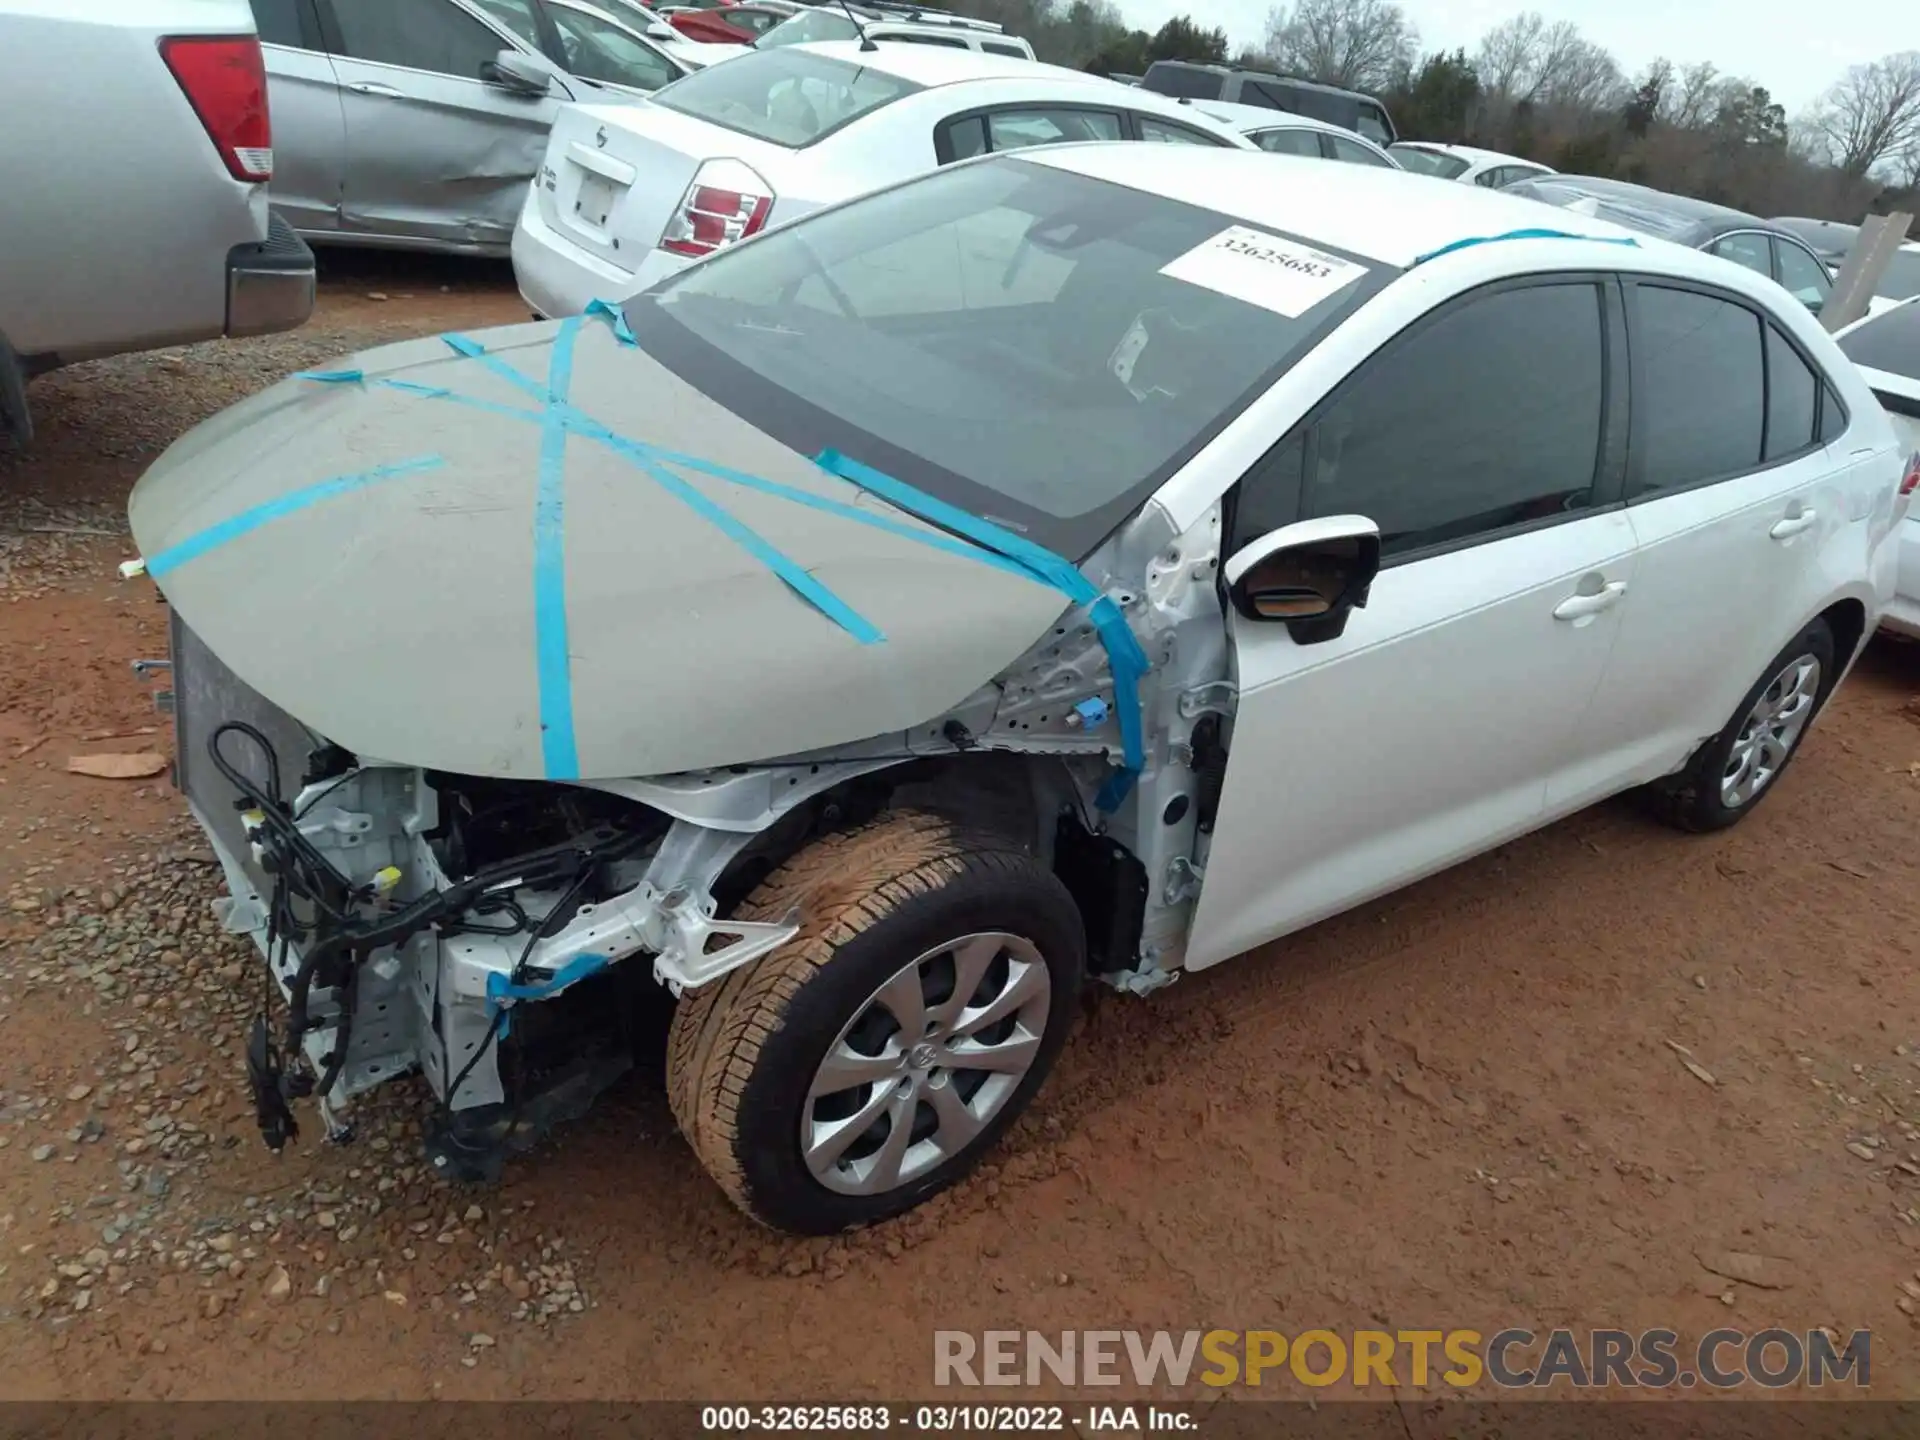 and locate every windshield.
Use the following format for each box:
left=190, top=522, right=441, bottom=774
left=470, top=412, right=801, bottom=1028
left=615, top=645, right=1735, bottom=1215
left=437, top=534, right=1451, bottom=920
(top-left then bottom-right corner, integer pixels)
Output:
left=1390, top=144, right=1468, bottom=179
left=756, top=9, right=858, bottom=46
left=1839, top=300, right=1920, bottom=380
left=652, top=47, right=918, bottom=146
left=629, top=157, right=1390, bottom=558
left=547, top=4, right=679, bottom=90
